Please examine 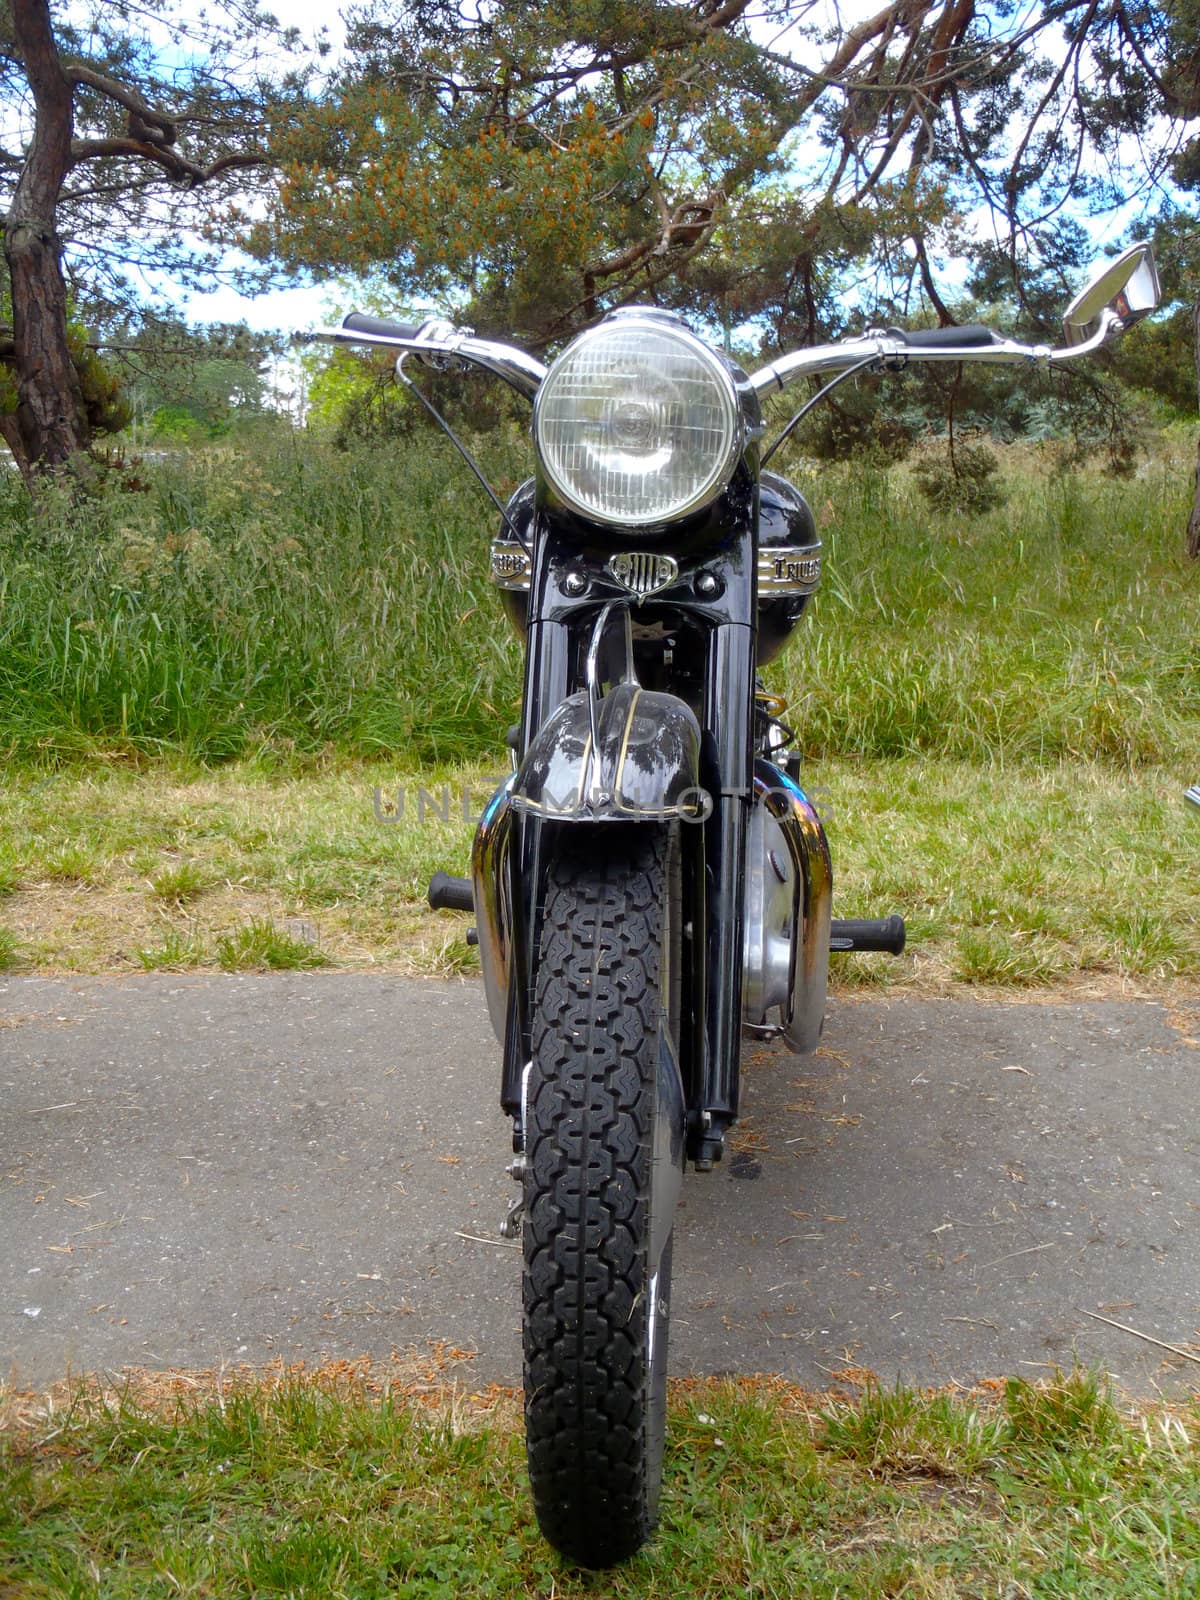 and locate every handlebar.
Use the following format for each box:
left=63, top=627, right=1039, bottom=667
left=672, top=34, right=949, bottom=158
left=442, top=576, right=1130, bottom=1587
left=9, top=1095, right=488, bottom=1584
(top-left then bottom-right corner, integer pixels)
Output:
left=309, top=304, right=1122, bottom=403
left=341, top=312, right=431, bottom=341
left=887, top=324, right=1001, bottom=349
left=749, top=308, right=1120, bottom=397
left=307, top=316, right=547, bottom=399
